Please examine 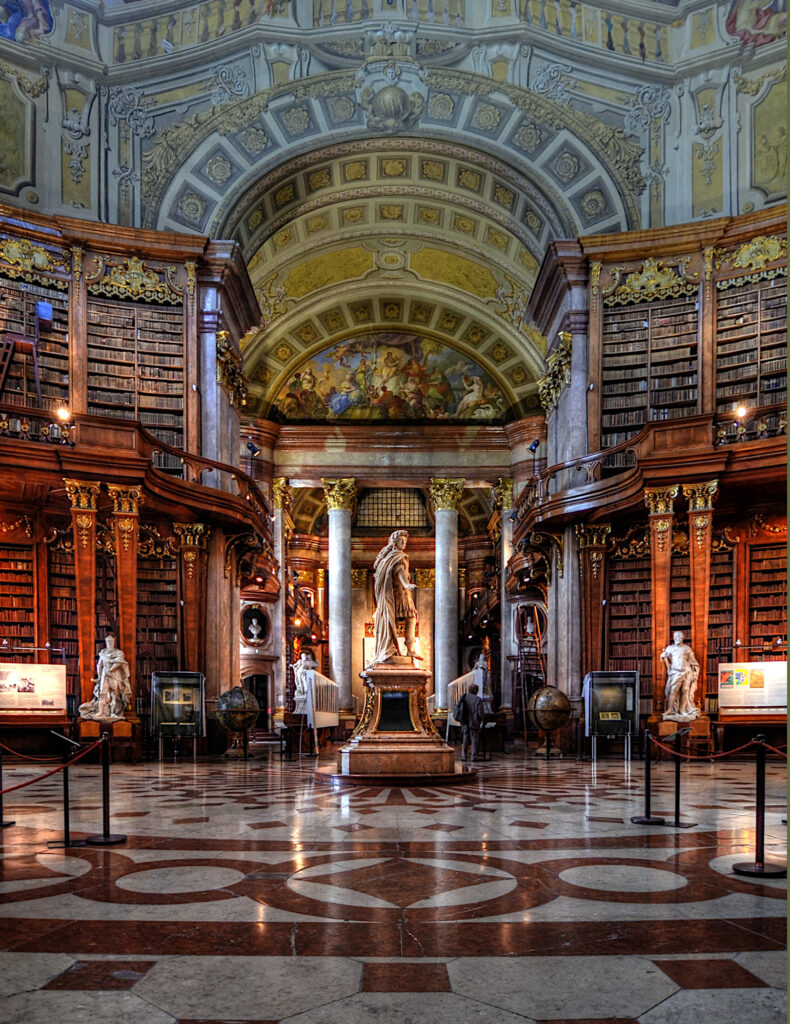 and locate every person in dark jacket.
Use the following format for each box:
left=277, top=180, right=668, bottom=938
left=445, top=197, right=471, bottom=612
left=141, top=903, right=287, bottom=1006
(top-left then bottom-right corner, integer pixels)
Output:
left=459, top=683, right=486, bottom=762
